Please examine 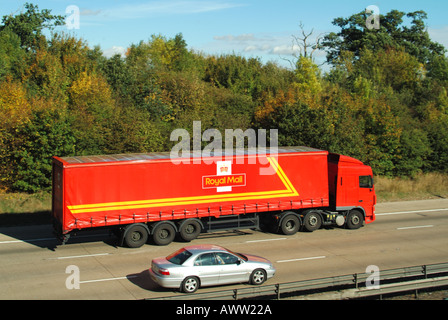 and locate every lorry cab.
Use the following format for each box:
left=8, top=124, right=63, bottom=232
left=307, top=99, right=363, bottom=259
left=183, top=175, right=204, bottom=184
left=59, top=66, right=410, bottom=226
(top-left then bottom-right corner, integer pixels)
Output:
left=328, top=154, right=376, bottom=224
